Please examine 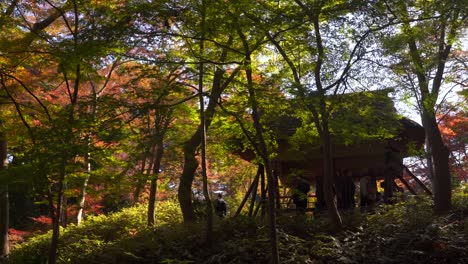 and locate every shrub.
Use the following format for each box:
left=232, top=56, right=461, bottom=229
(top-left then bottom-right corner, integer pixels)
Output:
left=6, top=200, right=182, bottom=264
